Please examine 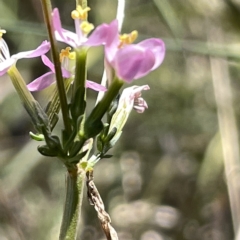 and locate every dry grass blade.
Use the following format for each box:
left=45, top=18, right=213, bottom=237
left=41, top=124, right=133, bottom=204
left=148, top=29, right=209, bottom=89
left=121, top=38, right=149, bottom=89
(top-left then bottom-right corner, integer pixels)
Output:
left=209, top=26, right=240, bottom=237
left=86, top=170, right=119, bottom=240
